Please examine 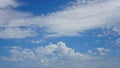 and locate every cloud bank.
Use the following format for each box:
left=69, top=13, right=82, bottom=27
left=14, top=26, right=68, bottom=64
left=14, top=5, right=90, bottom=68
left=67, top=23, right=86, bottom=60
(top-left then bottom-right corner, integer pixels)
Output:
left=1, top=42, right=120, bottom=68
